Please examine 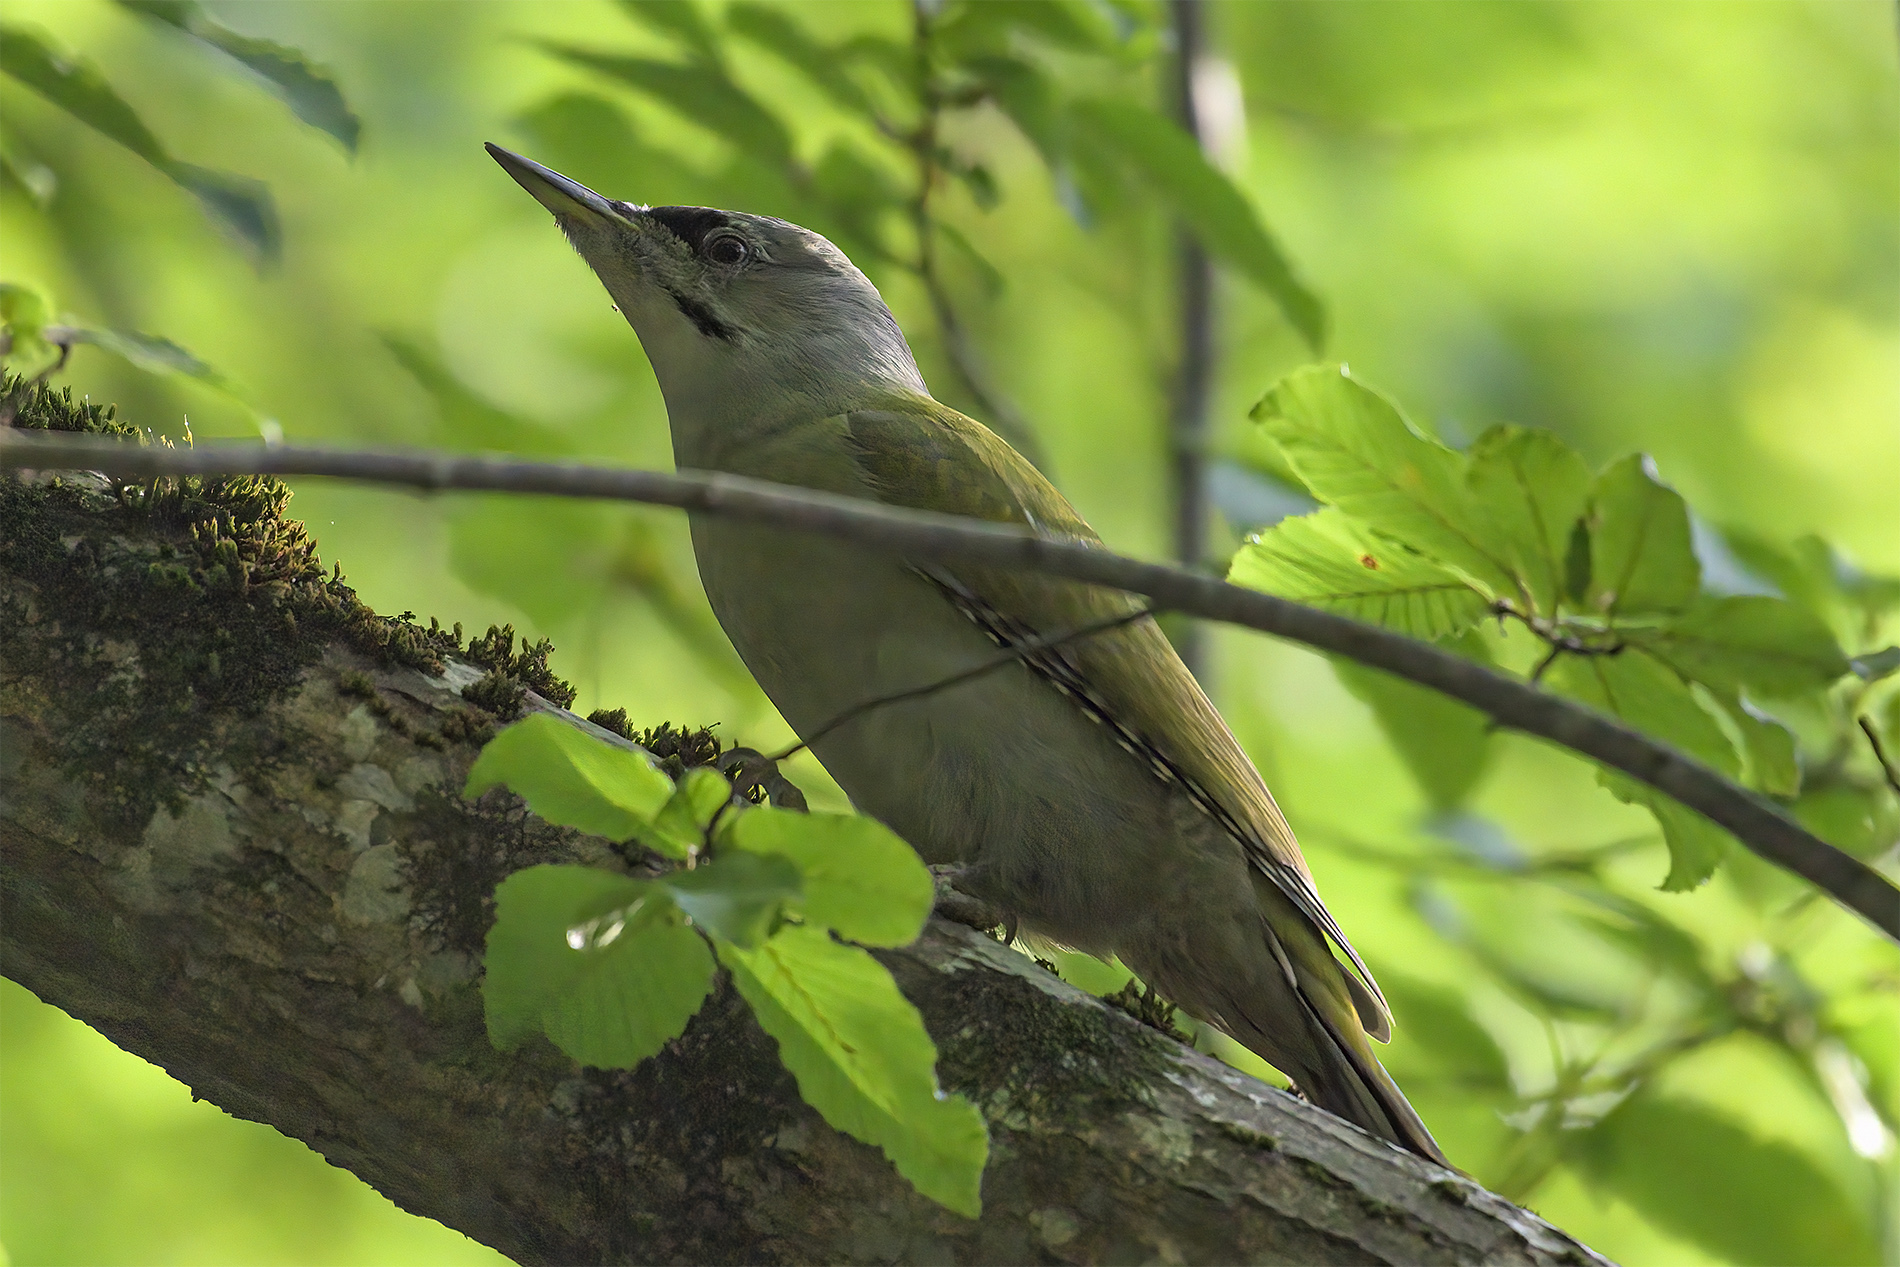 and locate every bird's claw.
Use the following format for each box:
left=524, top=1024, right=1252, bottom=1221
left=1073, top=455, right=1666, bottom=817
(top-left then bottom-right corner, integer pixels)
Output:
left=929, top=863, right=1012, bottom=938
left=717, top=747, right=809, bottom=810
